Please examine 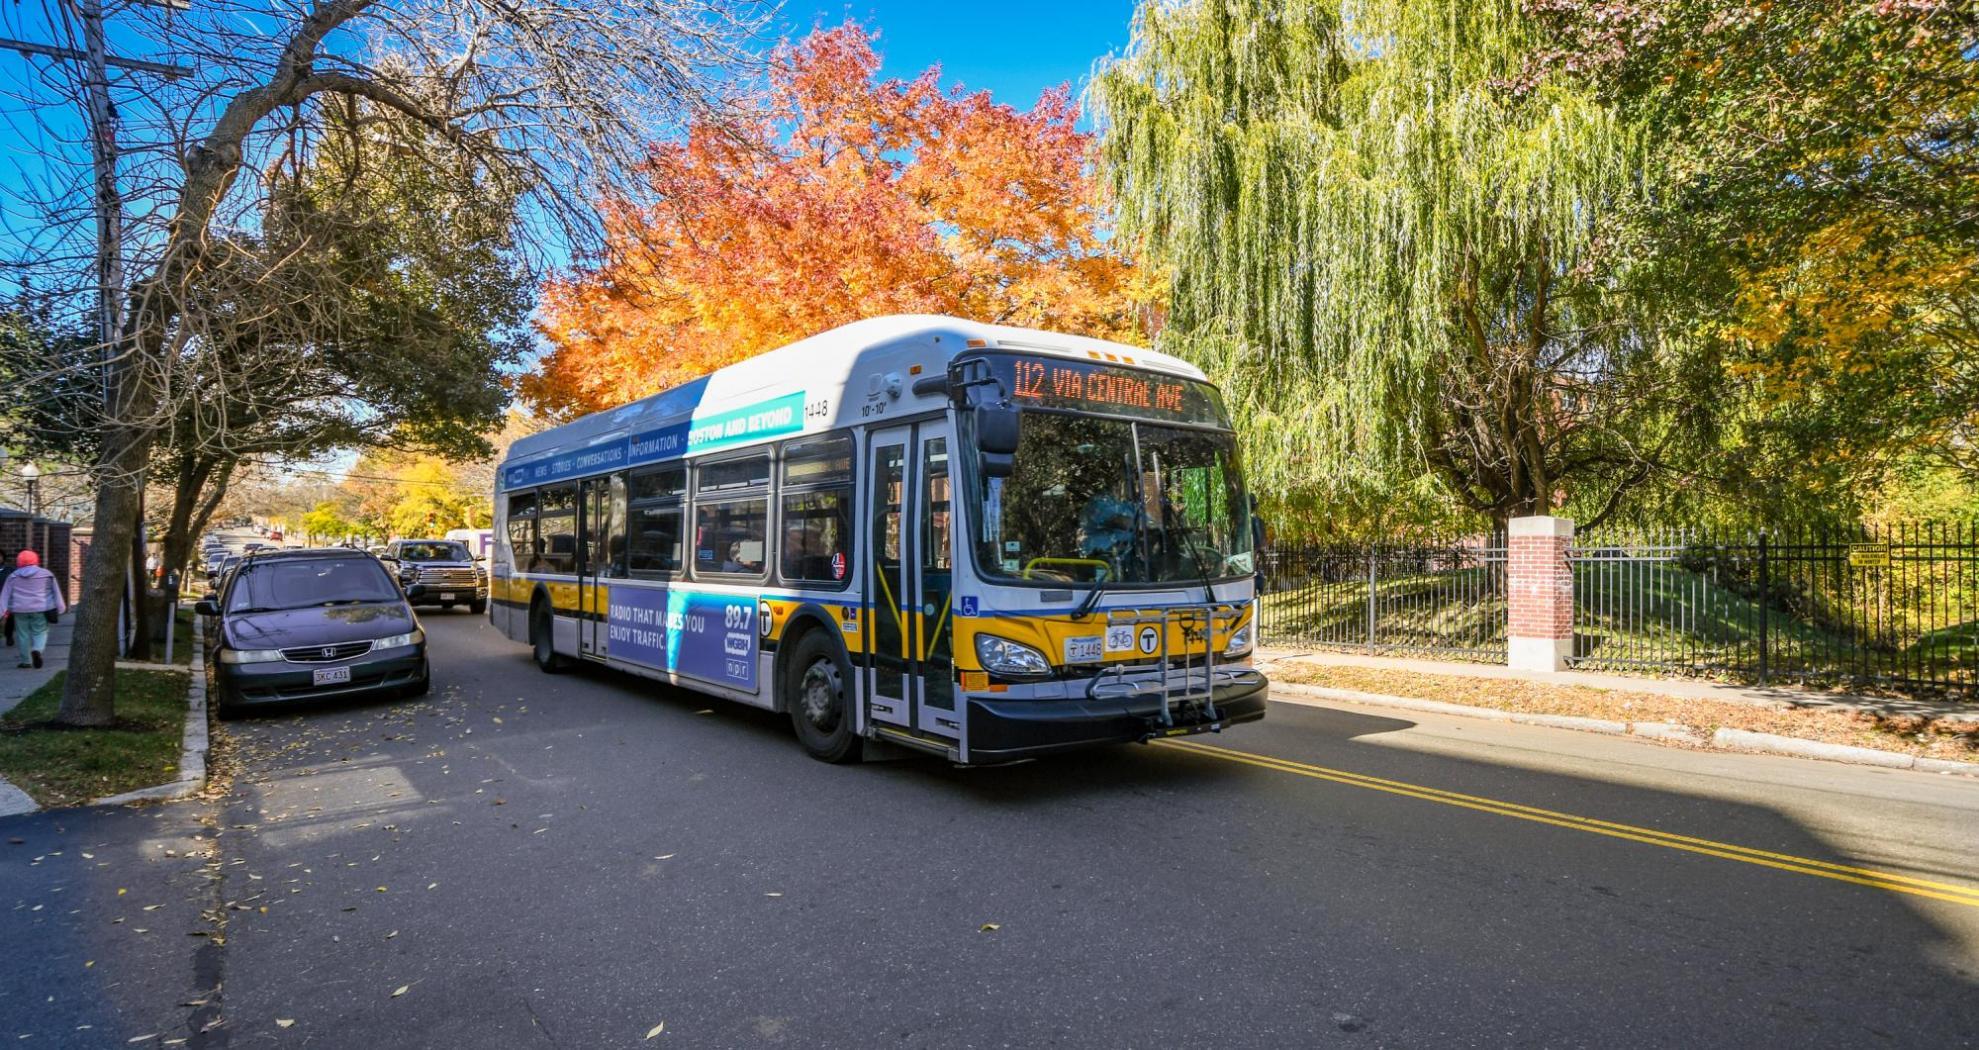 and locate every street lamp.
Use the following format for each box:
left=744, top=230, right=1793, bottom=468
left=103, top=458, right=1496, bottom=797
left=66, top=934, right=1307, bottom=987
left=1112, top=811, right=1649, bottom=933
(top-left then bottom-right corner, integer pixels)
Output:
left=19, top=461, right=41, bottom=557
